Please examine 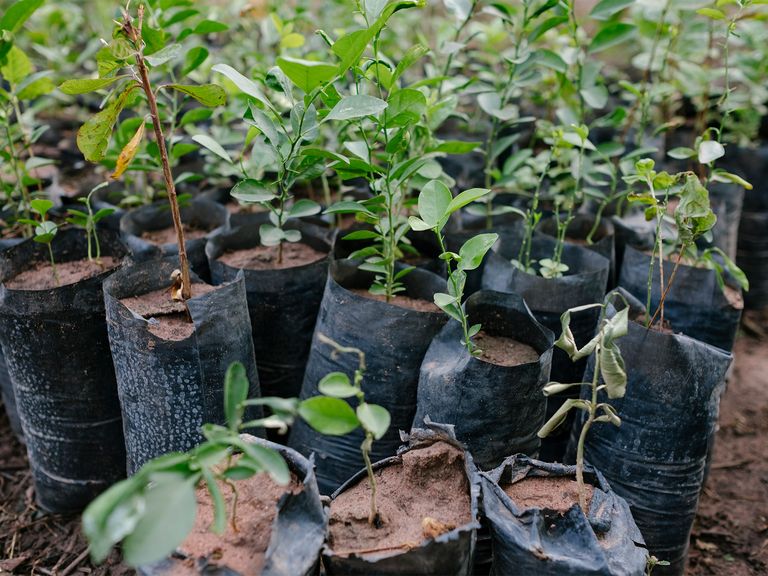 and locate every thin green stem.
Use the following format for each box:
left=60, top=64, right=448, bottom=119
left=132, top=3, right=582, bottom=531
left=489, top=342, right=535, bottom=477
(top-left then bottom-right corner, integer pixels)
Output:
left=576, top=328, right=602, bottom=513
